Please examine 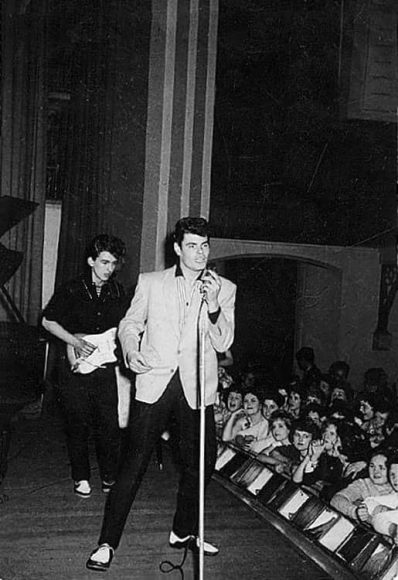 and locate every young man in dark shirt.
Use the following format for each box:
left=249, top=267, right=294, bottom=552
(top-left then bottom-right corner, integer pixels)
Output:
left=42, top=234, right=128, bottom=498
